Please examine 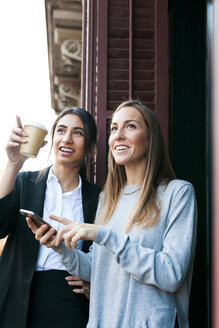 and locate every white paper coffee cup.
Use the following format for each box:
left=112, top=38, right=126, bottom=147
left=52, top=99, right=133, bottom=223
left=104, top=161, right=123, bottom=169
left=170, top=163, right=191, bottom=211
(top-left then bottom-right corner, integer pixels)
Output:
left=19, top=122, right=48, bottom=158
